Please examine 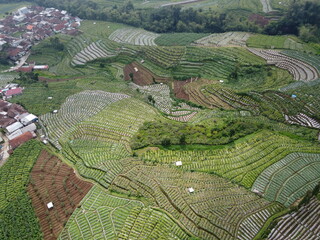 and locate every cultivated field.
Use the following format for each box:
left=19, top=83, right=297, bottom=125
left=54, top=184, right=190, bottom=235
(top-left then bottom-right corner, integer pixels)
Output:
left=110, top=164, right=284, bottom=240
left=59, top=186, right=189, bottom=240
left=0, top=141, right=43, bottom=240
left=109, top=28, right=160, bottom=46
left=268, top=198, right=320, bottom=240
left=195, top=32, right=252, bottom=47
left=141, top=131, right=320, bottom=188
left=252, top=153, right=320, bottom=206
left=28, top=150, right=93, bottom=240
